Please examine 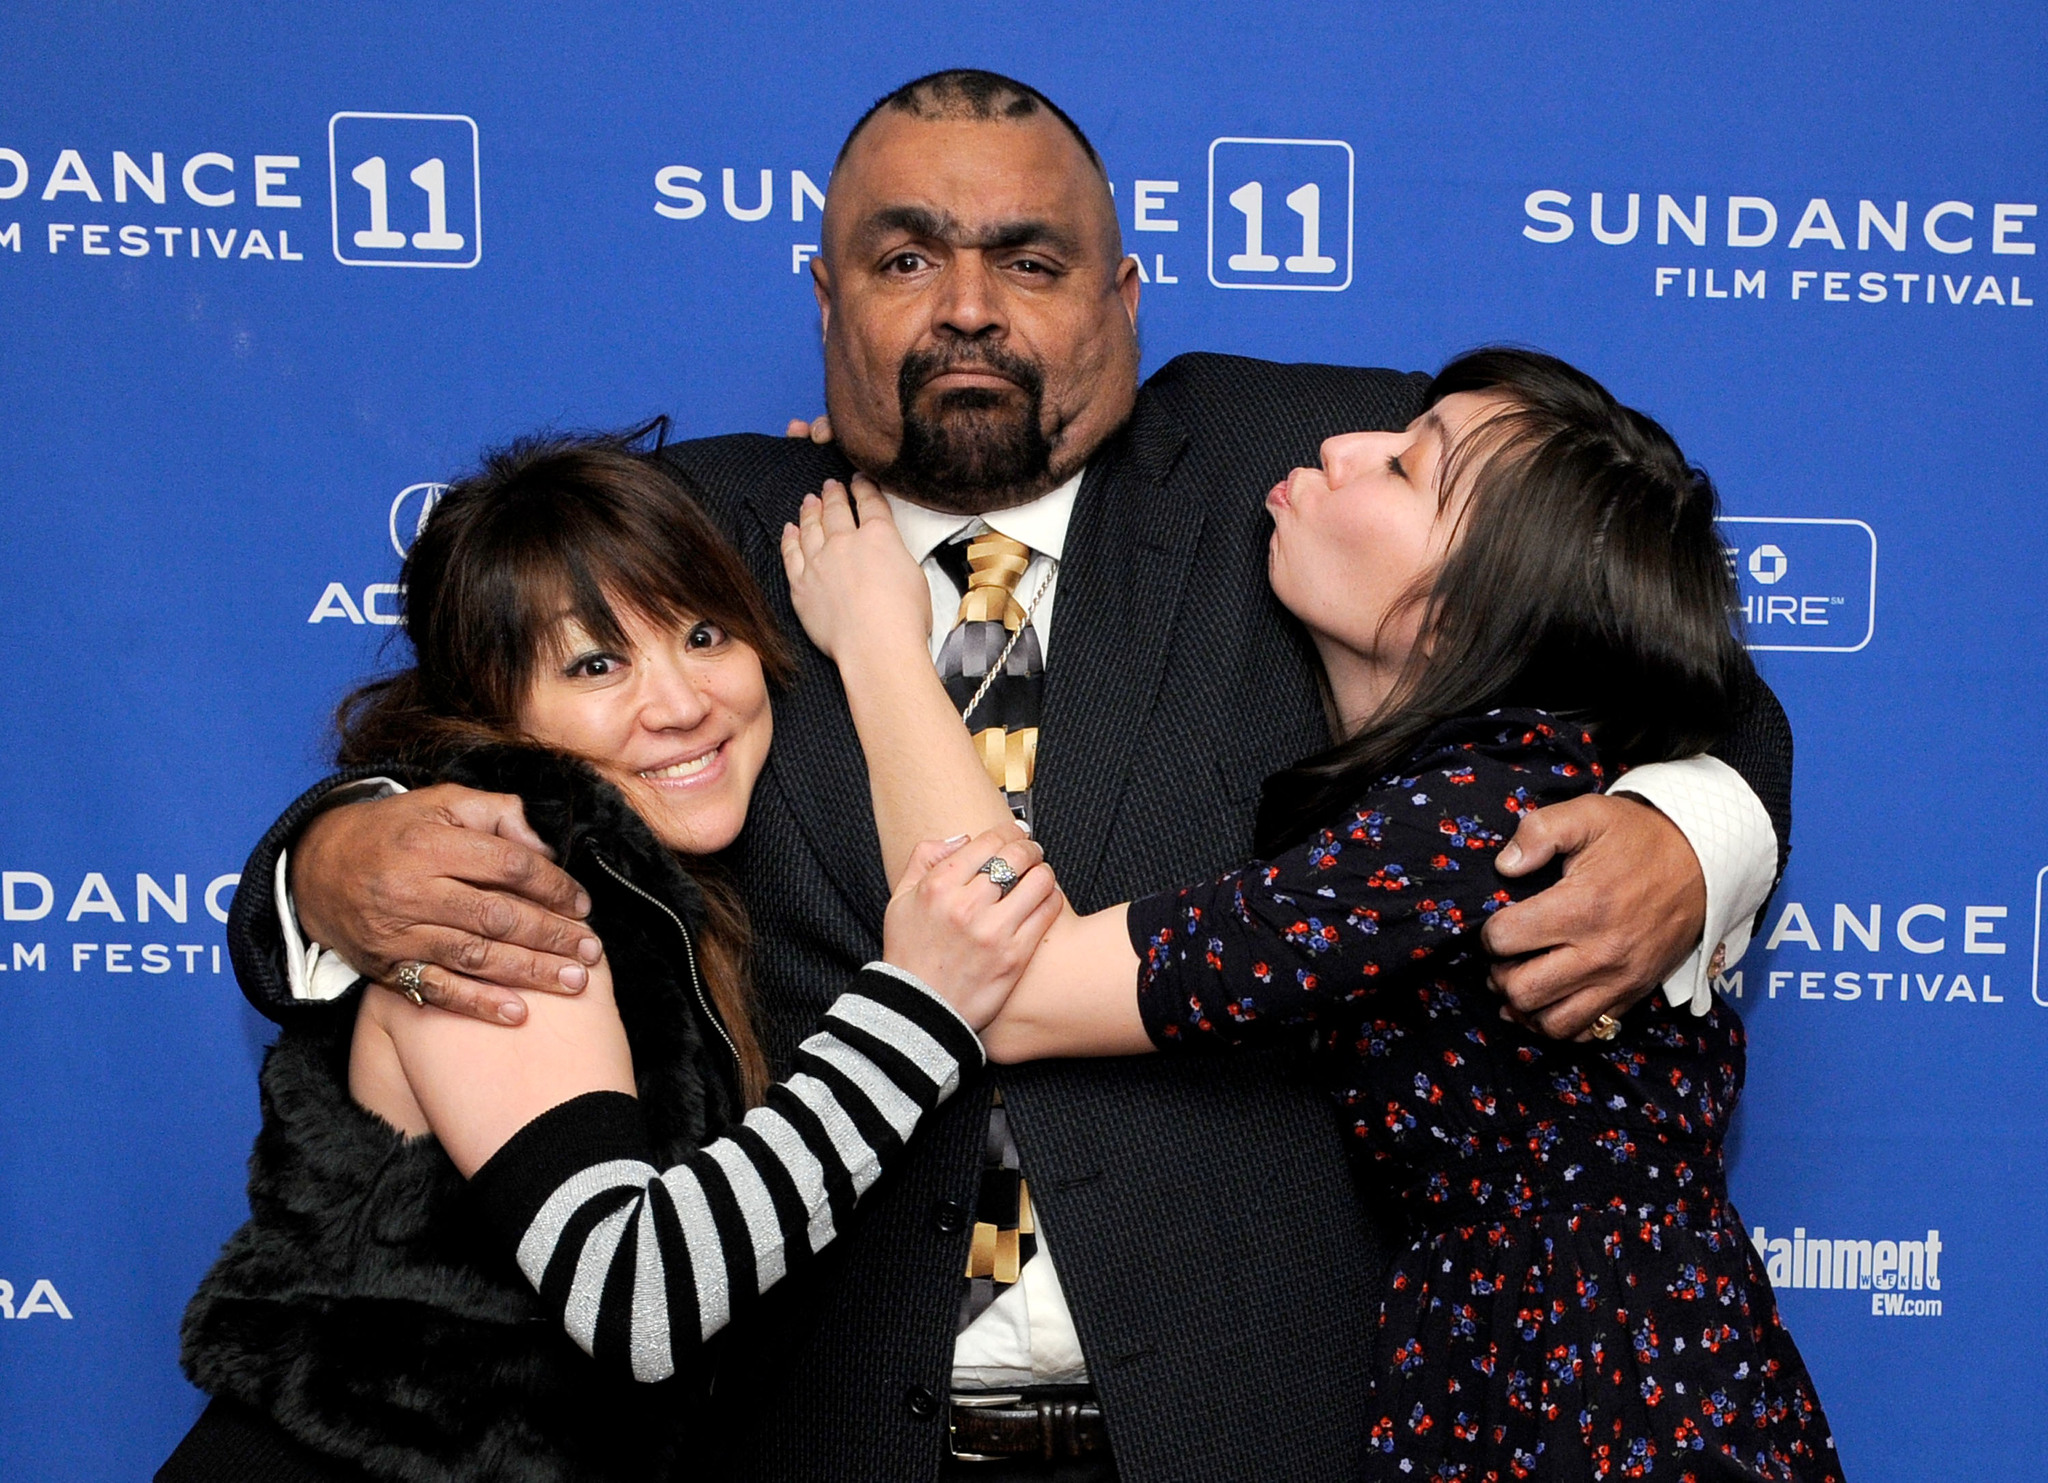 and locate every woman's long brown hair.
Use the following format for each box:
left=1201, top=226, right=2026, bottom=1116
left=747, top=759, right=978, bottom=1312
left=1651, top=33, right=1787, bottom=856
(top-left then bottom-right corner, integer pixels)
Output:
left=336, top=426, right=788, bottom=1105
